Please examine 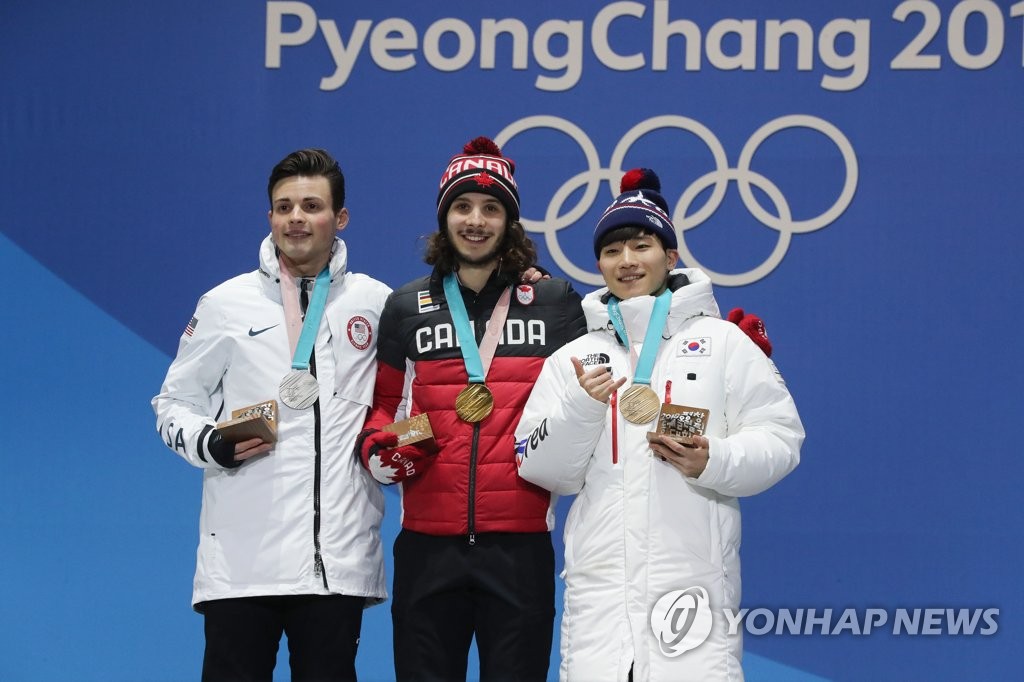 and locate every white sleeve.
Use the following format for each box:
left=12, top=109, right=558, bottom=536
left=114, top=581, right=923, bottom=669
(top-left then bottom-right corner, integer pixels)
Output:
left=151, top=295, right=231, bottom=469
left=694, top=328, right=805, bottom=497
left=515, top=349, right=609, bottom=495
